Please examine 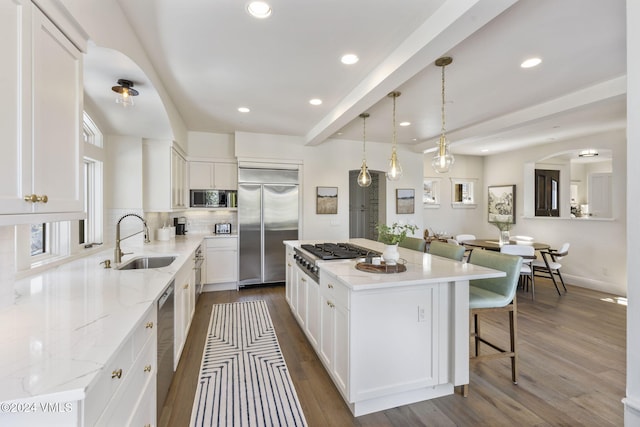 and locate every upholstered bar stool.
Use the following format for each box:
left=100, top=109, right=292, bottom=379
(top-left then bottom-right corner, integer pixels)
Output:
left=463, top=249, right=523, bottom=397
left=428, top=240, right=465, bottom=261
left=399, top=236, right=427, bottom=252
